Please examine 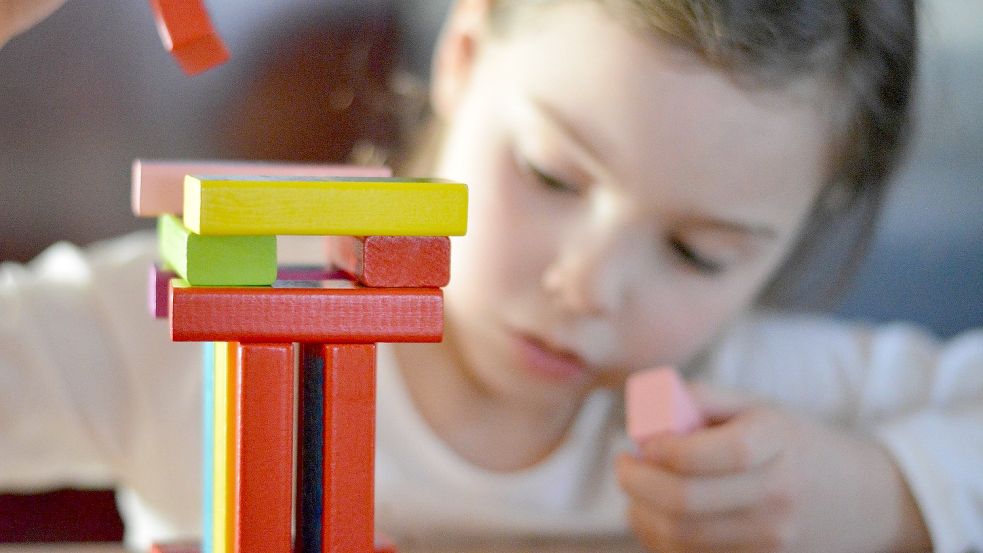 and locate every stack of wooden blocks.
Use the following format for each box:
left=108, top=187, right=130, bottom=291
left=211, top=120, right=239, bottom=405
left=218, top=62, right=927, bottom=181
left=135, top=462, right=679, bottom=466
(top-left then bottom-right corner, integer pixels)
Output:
left=132, top=160, right=468, bottom=553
